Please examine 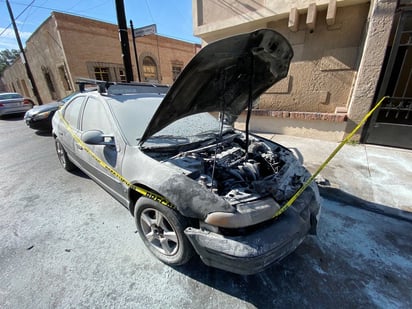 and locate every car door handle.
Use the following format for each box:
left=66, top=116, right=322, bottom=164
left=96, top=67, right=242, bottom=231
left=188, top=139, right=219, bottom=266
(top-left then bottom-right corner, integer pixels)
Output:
left=76, top=144, right=83, bottom=150
left=59, top=132, right=63, bottom=136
